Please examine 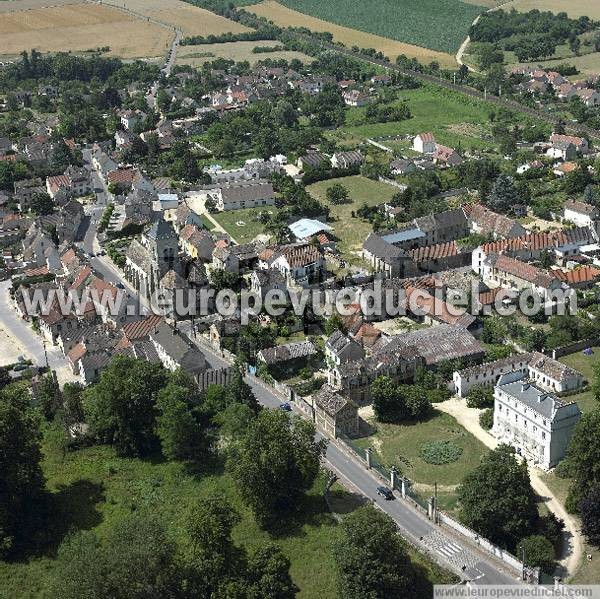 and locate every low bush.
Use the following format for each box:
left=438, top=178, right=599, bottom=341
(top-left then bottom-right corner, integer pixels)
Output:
left=420, top=440, right=463, bottom=465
